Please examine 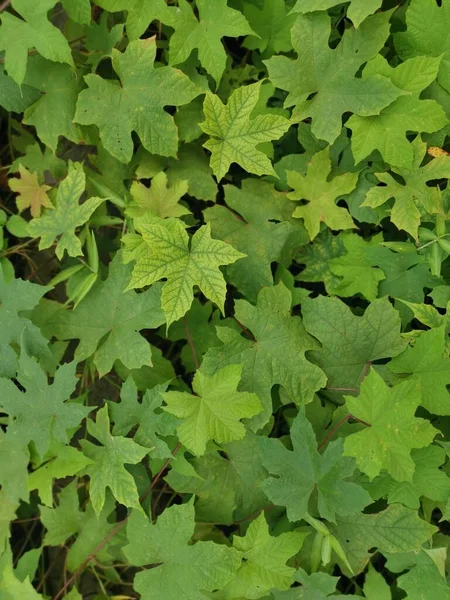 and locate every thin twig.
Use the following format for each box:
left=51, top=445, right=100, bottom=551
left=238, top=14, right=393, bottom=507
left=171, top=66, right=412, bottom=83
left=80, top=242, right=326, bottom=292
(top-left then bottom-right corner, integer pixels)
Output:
left=183, top=317, right=200, bottom=370
left=52, top=443, right=181, bottom=600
